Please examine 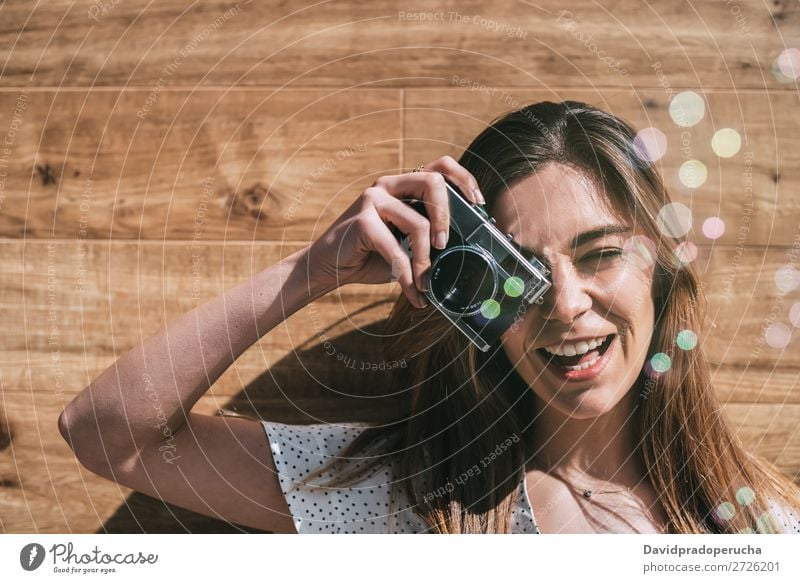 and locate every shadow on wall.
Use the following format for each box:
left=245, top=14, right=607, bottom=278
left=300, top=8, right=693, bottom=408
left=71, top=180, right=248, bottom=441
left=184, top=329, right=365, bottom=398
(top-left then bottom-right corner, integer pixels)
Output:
left=0, top=416, right=10, bottom=453
left=99, top=299, right=415, bottom=533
